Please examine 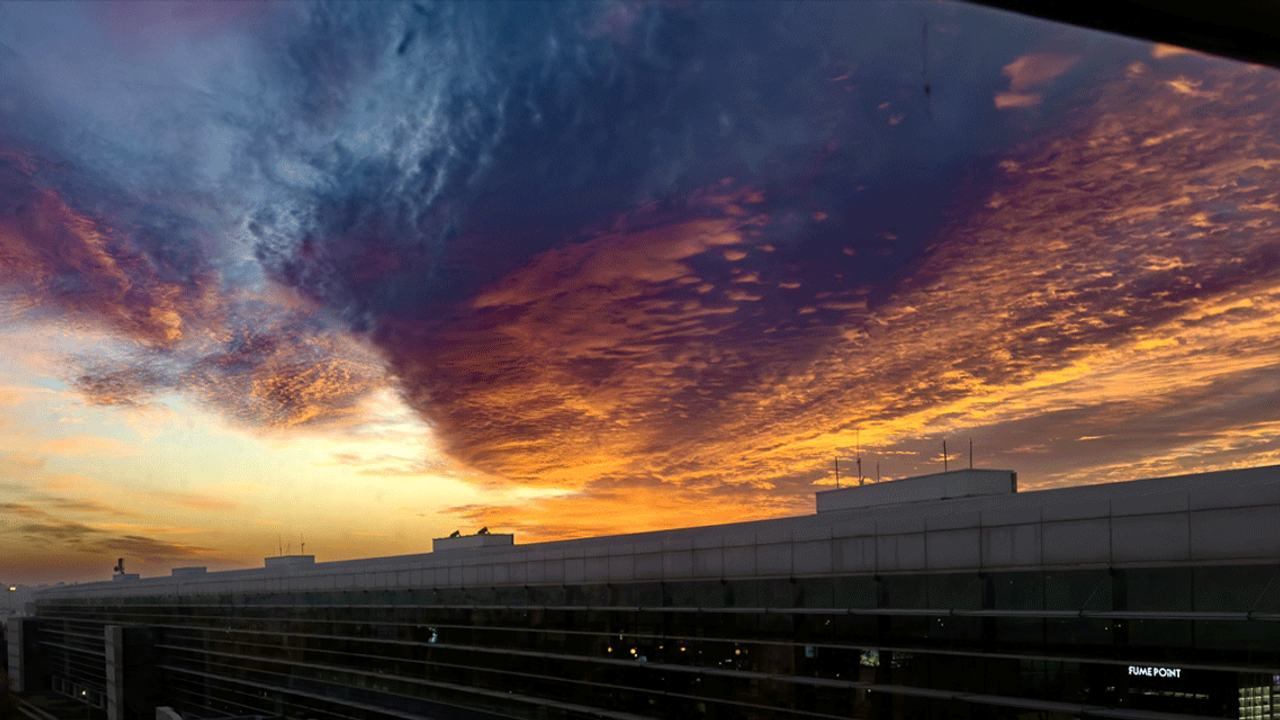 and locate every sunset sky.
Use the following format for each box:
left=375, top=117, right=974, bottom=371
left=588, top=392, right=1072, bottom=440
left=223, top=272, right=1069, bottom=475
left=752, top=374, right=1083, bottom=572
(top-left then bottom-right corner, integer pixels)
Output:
left=3, top=1, right=1280, bottom=585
